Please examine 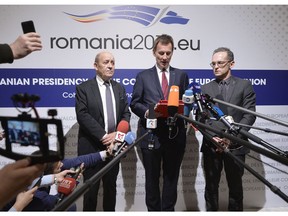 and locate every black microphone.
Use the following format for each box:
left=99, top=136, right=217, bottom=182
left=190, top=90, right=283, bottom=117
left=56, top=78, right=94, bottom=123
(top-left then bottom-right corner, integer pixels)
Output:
left=189, top=82, right=205, bottom=114
left=146, top=104, right=157, bottom=150
left=113, top=131, right=136, bottom=157
left=211, top=105, right=288, bottom=157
